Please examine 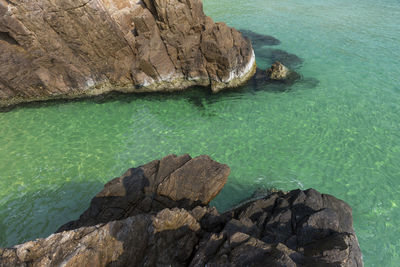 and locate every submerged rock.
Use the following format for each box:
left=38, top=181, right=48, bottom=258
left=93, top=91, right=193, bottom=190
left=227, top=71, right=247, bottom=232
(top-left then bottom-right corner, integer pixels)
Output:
left=0, top=0, right=256, bottom=107
left=0, top=154, right=363, bottom=266
left=248, top=64, right=302, bottom=92
left=267, top=61, right=295, bottom=81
